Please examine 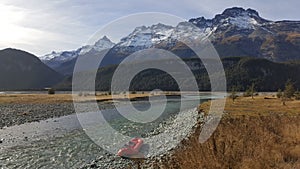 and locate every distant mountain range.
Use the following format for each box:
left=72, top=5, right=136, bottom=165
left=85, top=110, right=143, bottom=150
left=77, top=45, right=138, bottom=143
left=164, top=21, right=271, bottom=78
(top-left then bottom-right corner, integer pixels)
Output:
left=40, top=7, right=300, bottom=75
left=0, top=48, right=63, bottom=90
left=0, top=7, right=299, bottom=90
